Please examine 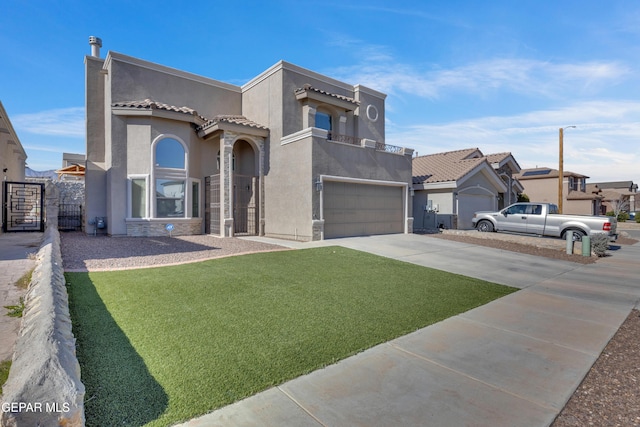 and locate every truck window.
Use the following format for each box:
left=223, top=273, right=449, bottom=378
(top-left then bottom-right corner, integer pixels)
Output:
left=505, top=204, right=527, bottom=215
left=526, top=205, right=542, bottom=215
left=548, top=204, right=559, bottom=215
